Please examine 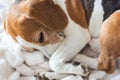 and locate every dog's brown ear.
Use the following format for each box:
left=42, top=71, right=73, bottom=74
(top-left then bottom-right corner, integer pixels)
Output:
left=29, top=1, right=68, bottom=32
left=46, top=0, right=55, bottom=4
